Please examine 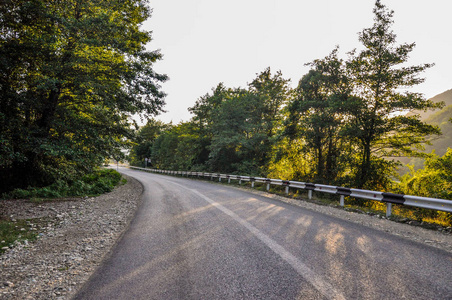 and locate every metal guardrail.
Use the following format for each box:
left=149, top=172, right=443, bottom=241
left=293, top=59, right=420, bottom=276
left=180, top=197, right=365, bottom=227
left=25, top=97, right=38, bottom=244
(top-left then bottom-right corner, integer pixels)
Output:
left=128, top=166, right=452, bottom=217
